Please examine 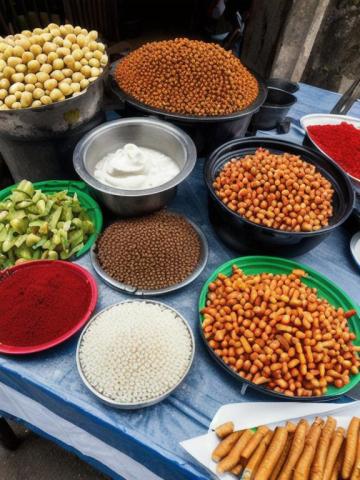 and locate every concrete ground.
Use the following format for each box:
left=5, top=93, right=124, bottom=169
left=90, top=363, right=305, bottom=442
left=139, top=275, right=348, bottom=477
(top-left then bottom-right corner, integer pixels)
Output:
left=0, top=421, right=109, bottom=480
